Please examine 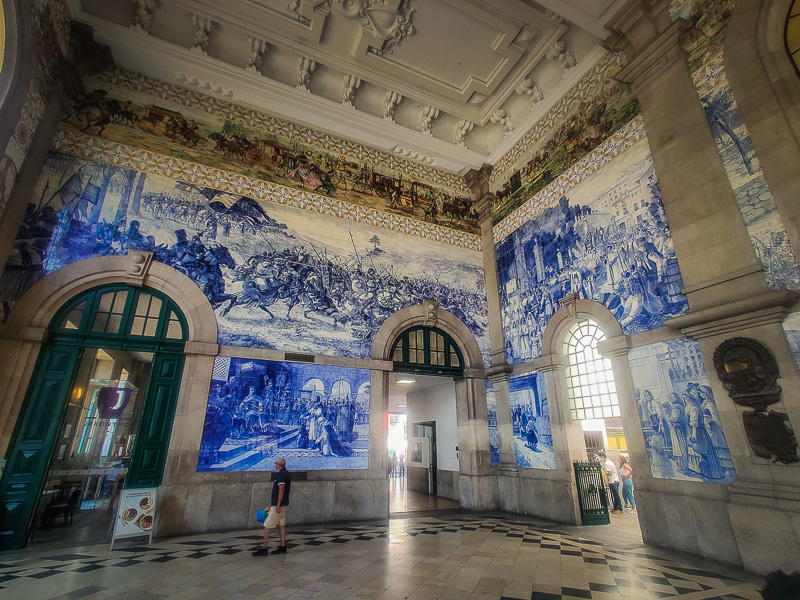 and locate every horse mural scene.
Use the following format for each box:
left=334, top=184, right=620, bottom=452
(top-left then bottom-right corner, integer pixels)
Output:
left=60, top=71, right=479, bottom=235
left=0, top=152, right=489, bottom=361
left=198, top=357, right=371, bottom=471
